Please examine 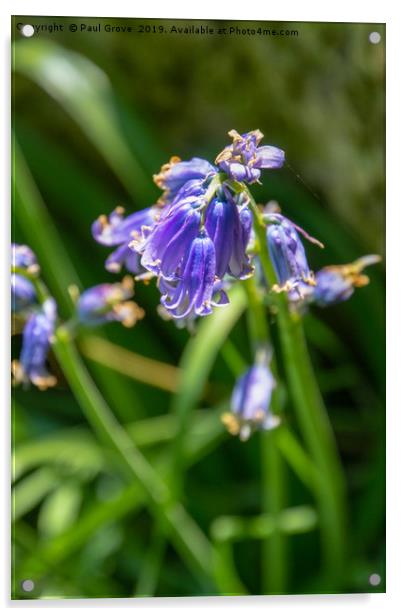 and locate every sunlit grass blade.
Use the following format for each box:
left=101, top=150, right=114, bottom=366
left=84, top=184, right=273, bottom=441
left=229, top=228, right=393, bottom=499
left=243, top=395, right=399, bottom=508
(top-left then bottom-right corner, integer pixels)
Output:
left=37, top=481, right=83, bottom=539
left=13, top=428, right=103, bottom=482
left=79, top=335, right=181, bottom=393
left=13, top=468, right=58, bottom=521
left=211, top=505, right=318, bottom=543
left=13, top=39, right=155, bottom=203
left=17, top=405, right=227, bottom=582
